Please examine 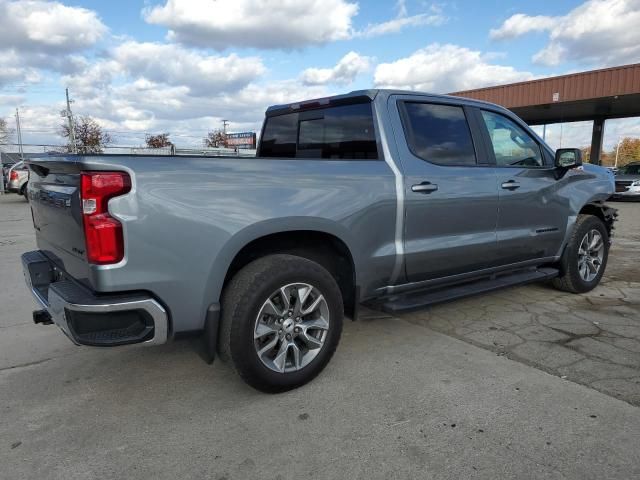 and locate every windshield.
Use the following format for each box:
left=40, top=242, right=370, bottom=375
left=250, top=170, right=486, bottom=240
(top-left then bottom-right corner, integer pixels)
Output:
left=619, top=164, right=640, bottom=175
